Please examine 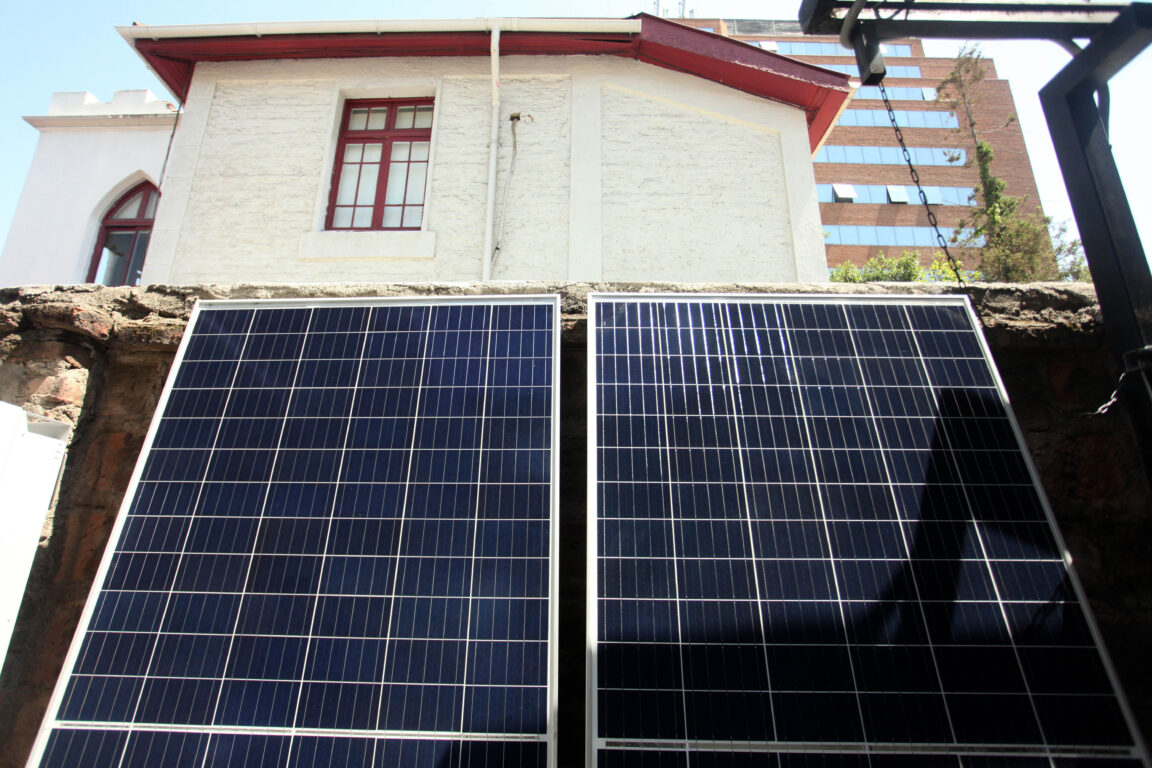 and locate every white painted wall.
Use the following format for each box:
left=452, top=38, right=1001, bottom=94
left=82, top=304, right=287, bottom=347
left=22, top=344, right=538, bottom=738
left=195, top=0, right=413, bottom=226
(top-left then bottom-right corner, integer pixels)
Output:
left=0, top=91, right=176, bottom=286
left=0, top=402, right=69, bottom=664
left=144, top=56, right=828, bottom=285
